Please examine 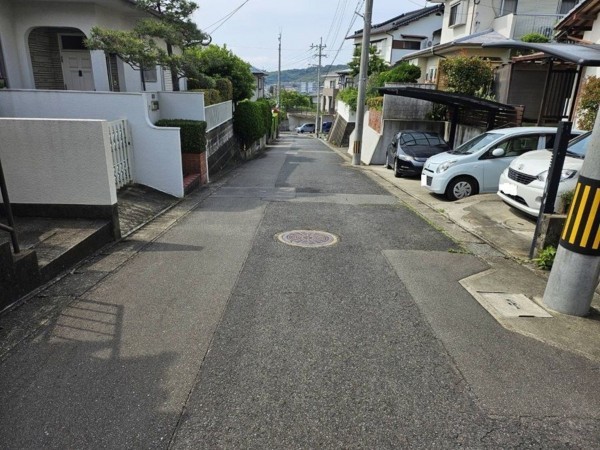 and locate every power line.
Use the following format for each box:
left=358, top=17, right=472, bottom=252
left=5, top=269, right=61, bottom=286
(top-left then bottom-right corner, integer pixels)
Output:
left=204, top=0, right=251, bottom=34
